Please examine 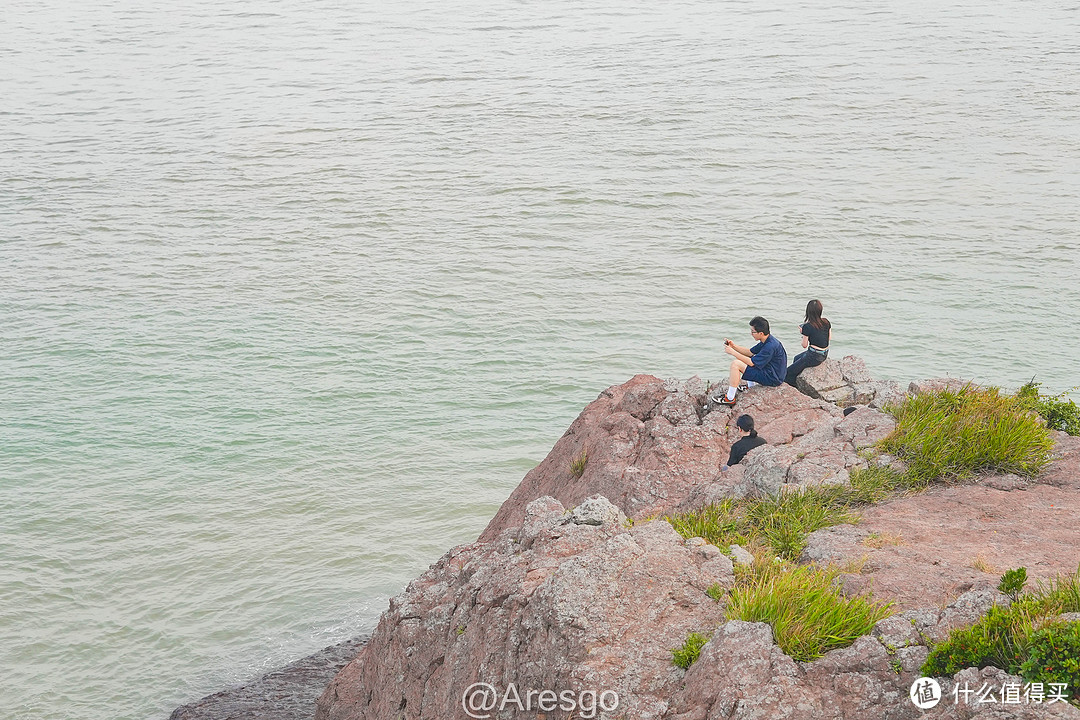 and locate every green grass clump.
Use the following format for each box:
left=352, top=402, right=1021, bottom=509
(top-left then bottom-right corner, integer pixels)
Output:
left=667, top=494, right=851, bottom=561
left=706, top=583, right=725, bottom=602
left=1018, top=381, right=1080, bottom=436
left=842, top=465, right=921, bottom=500
left=1028, top=568, right=1080, bottom=615
left=726, top=560, right=893, bottom=661
left=672, top=631, right=709, bottom=669
left=880, top=386, right=1053, bottom=482
left=667, top=466, right=910, bottom=560
left=923, top=565, right=1080, bottom=690
left=569, top=449, right=588, bottom=478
